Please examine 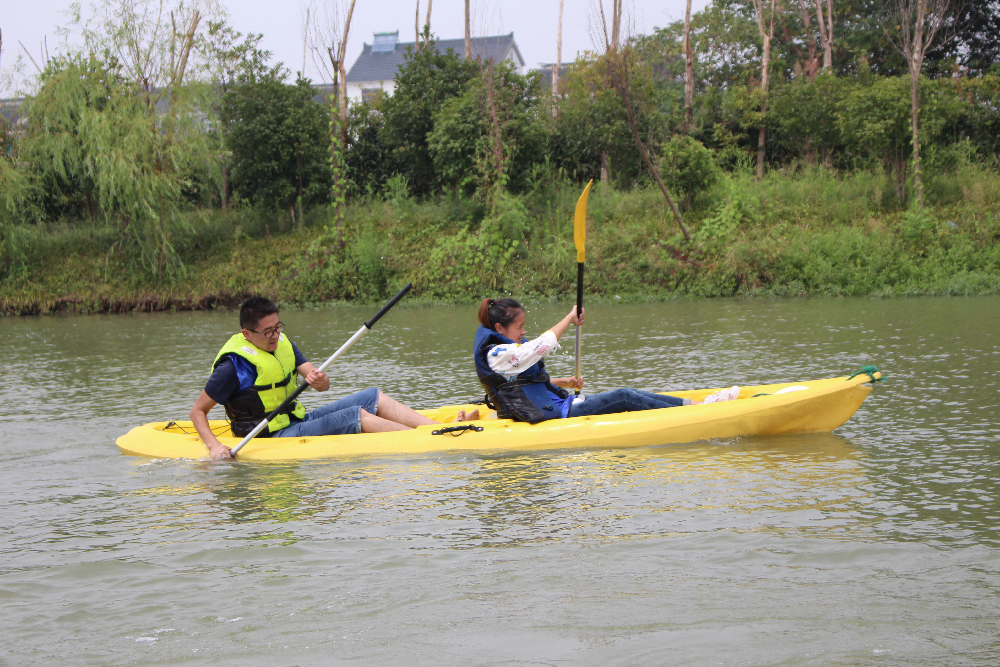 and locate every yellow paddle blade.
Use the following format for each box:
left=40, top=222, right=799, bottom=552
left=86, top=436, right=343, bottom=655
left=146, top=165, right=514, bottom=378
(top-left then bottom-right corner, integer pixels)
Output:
left=574, top=179, right=593, bottom=263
